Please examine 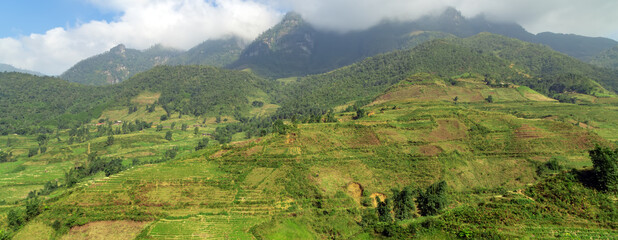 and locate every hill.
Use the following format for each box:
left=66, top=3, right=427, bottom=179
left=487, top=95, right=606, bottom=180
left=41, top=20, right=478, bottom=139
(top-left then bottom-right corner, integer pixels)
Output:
left=274, top=33, right=617, bottom=118
left=2, top=29, right=618, bottom=239
left=166, top=36, right=247, bottom=67
left=590, top=45, right=618, bottom=70
left=0, top=64, right=44, bottom=76
left=0, top=65, right=273, bottom=135
left=2, top=82, right=617, bottom=239
left=0, top=72, right=113, bottom=135
left=60, top=44, right=182, bottom=85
